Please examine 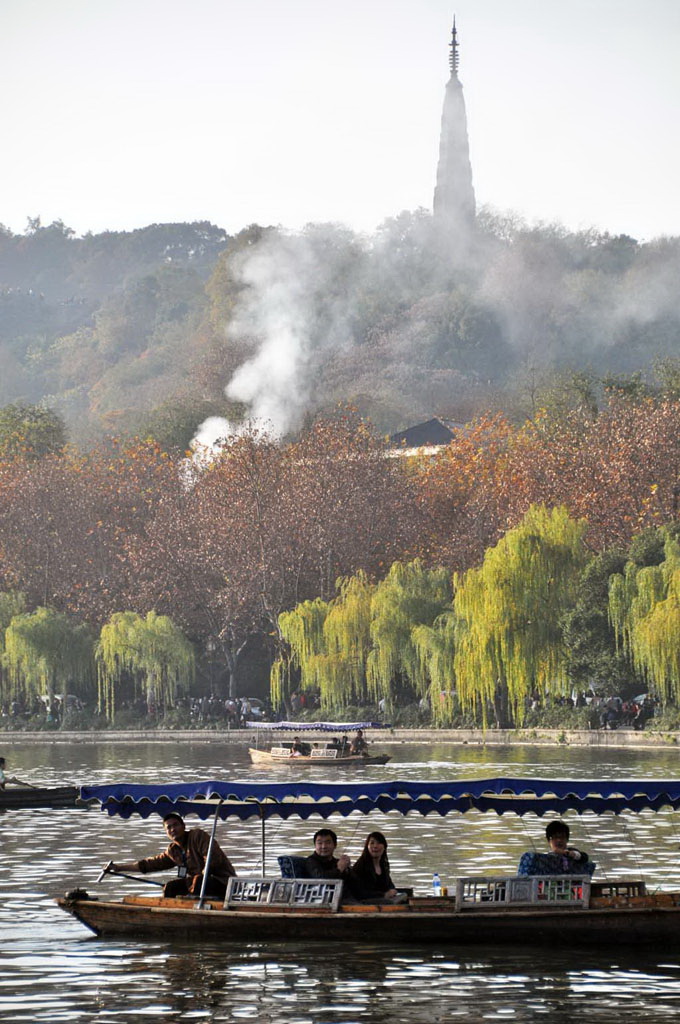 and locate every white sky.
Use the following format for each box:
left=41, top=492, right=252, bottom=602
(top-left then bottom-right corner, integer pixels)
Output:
left=2, top=0, right=679, bottom=241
